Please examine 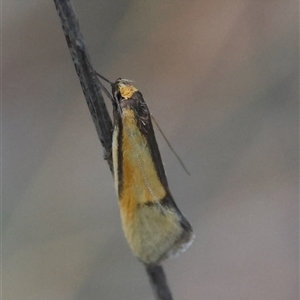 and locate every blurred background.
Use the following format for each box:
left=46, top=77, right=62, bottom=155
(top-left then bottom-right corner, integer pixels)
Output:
left=3, top=0, right=298, bottom=299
